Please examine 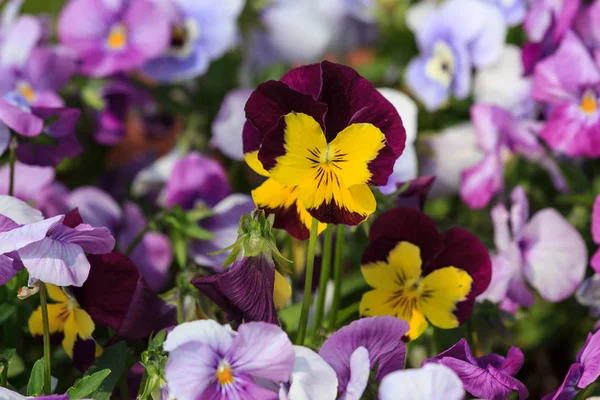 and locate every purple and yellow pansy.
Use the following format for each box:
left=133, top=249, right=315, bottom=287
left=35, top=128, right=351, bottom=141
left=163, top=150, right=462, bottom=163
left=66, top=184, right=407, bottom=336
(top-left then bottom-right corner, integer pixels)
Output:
left=243, top=61, right=406, bottom=240
left=360, top=207, right=492, bottom=339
